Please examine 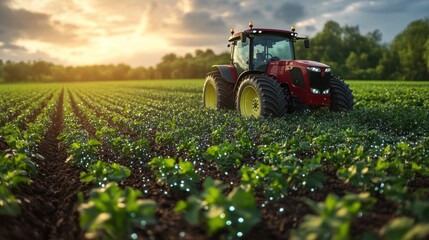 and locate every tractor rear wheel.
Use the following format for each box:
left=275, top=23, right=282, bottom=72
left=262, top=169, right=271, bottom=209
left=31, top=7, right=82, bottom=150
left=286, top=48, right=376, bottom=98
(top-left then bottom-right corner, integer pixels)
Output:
left=203, top=71, right=235, bottom=109
left=330, top=77, right=354, bottom=111
left=236, top=74, right=286, bottom=118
